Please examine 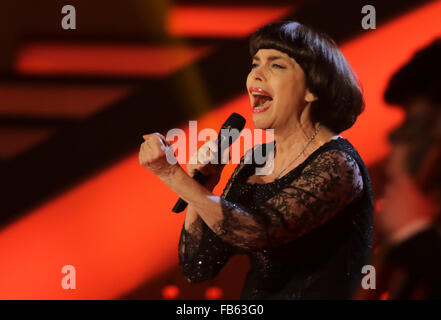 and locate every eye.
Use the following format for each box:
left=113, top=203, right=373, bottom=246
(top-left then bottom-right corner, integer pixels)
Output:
left=272, top=64, right=285, bottom=69
left=250, top=63, right=258, bottom=69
